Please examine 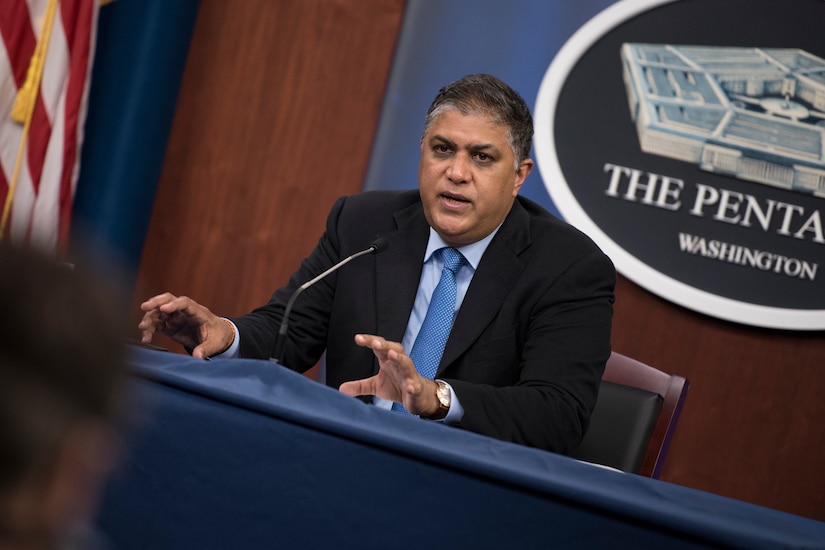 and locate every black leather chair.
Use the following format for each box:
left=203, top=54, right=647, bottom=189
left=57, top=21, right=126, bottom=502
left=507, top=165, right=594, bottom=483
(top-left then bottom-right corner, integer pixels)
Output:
left=571, top=352, right=689, bottom=478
